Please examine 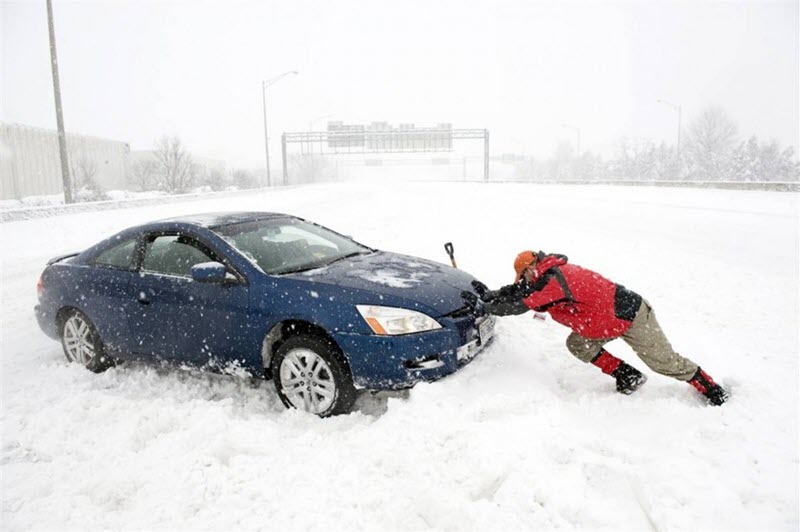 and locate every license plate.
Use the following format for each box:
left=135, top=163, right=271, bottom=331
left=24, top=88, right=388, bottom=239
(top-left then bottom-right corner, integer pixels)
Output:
left=478, top=317, right=495, bottom=344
